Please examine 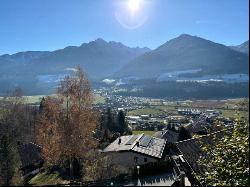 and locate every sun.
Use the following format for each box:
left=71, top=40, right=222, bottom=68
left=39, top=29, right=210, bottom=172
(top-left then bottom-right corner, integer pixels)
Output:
left=128, top=0, right=141, bottom=13
left=114, top=0, right=149, bottom=30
